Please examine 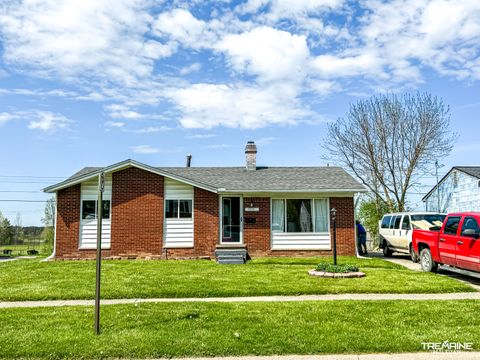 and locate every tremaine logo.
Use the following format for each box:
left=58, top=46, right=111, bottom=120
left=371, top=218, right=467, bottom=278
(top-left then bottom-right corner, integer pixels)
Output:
left=422, top=341, right=473, bottom=352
